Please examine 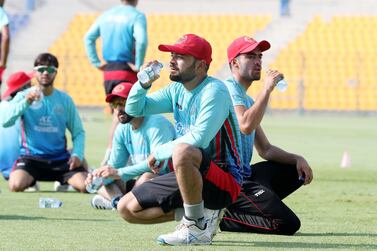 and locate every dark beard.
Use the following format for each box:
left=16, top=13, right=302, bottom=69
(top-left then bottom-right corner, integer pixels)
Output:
left=169, top=60, right=197, bottom=83
left=117, top=110, right=134, bottom=124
